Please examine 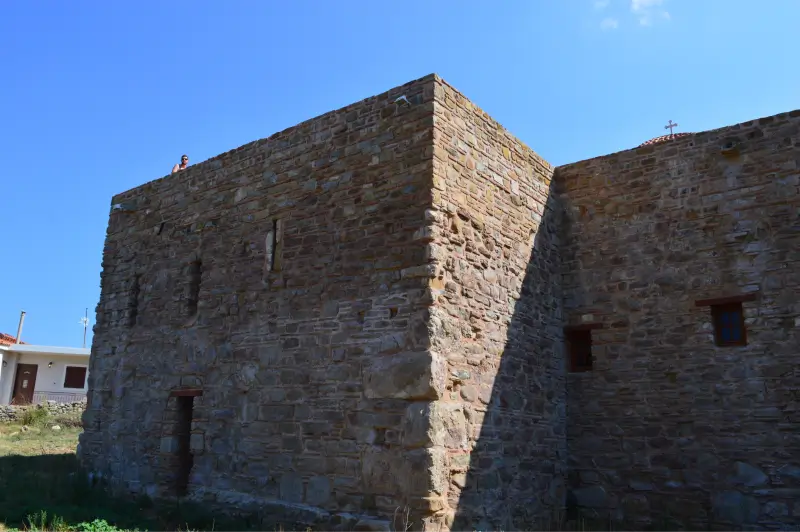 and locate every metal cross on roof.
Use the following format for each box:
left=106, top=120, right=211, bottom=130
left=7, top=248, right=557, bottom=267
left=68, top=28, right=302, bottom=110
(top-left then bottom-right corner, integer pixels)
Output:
left=664, top=120, right=679, bottom=135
